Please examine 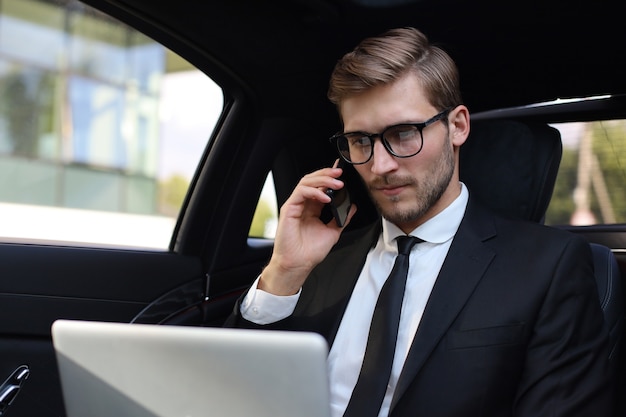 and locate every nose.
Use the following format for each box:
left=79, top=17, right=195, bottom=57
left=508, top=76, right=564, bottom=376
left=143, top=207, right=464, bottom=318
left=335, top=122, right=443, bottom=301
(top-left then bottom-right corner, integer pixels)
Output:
left=369, top=138, right=398, bottom=175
